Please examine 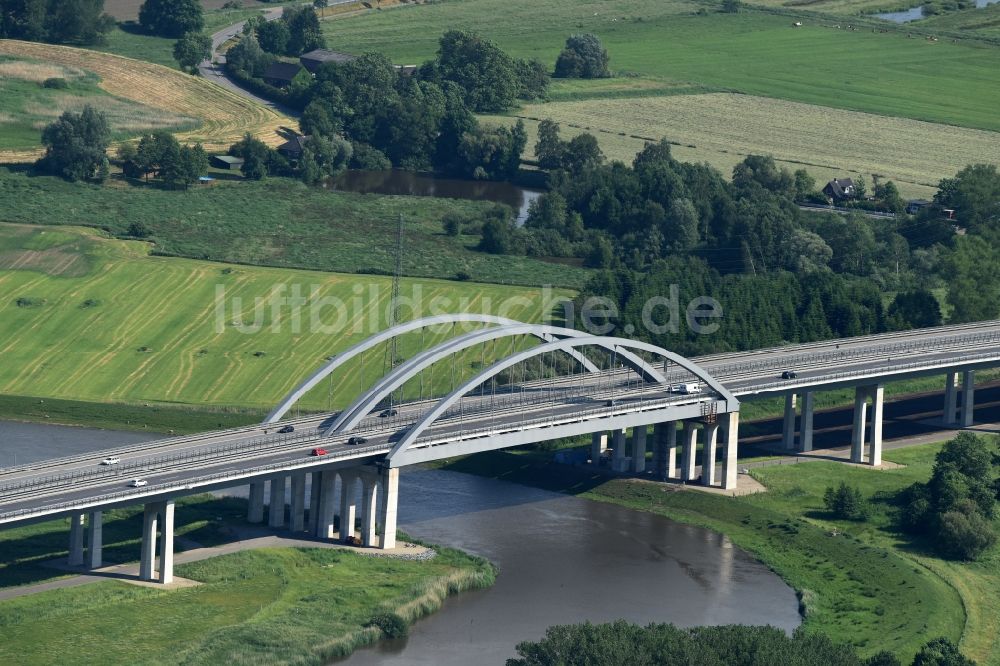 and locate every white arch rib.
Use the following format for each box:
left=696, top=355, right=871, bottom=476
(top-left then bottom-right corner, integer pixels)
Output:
left=386, top=335, right=736, bottom=467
